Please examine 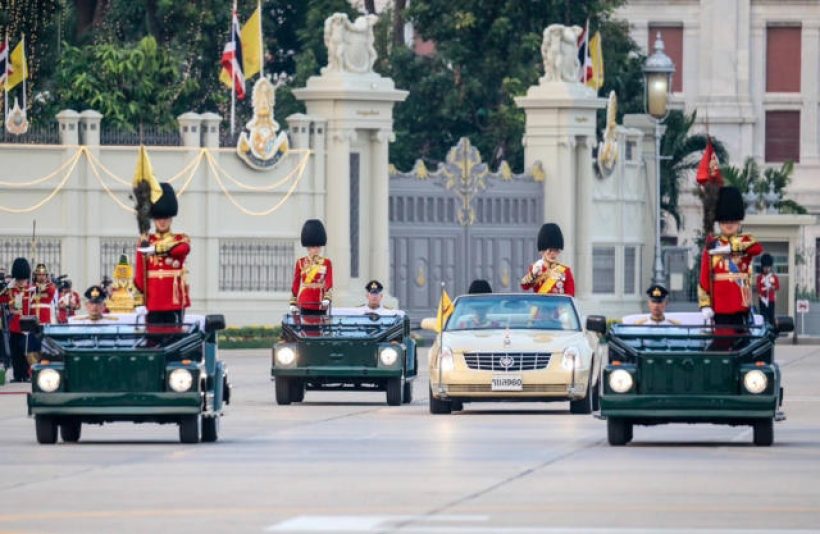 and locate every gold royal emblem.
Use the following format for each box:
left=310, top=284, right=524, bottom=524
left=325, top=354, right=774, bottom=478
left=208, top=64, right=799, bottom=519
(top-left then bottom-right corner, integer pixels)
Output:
left=237, top=77, right=290, bottom=171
